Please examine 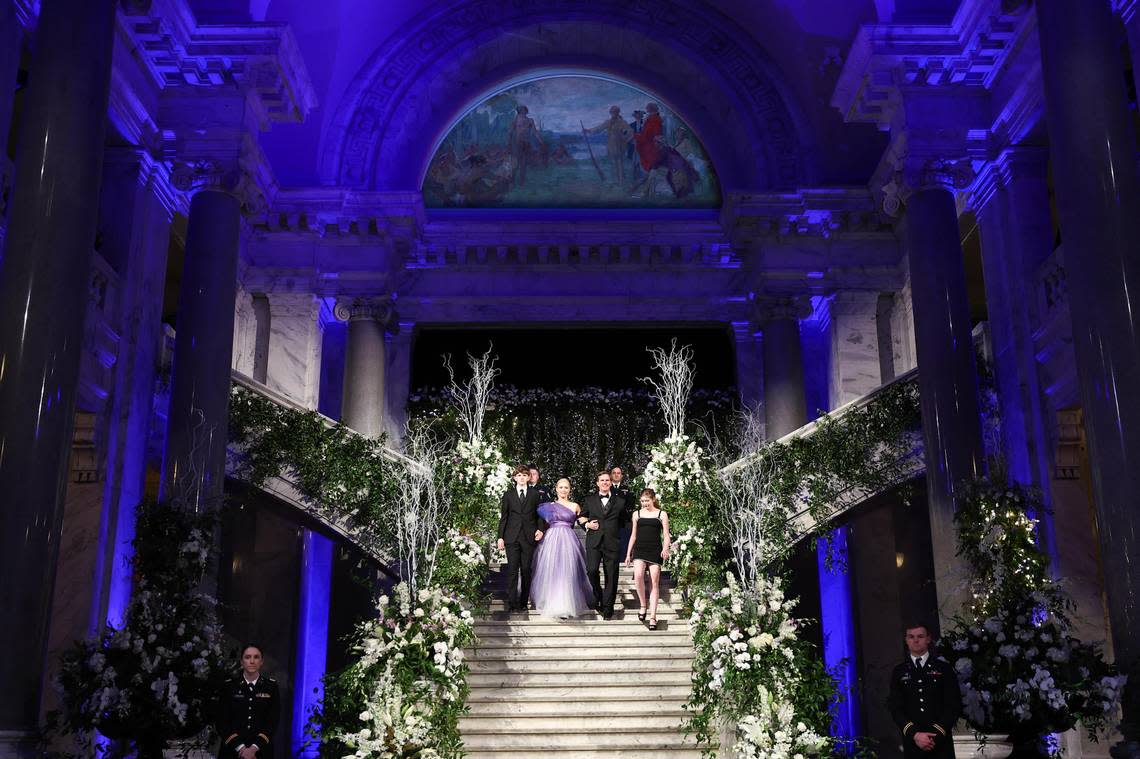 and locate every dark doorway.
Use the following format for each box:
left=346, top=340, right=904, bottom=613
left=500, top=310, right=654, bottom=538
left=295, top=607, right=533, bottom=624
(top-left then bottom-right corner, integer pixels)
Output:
left=411, top=324, right=736, bottom=390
